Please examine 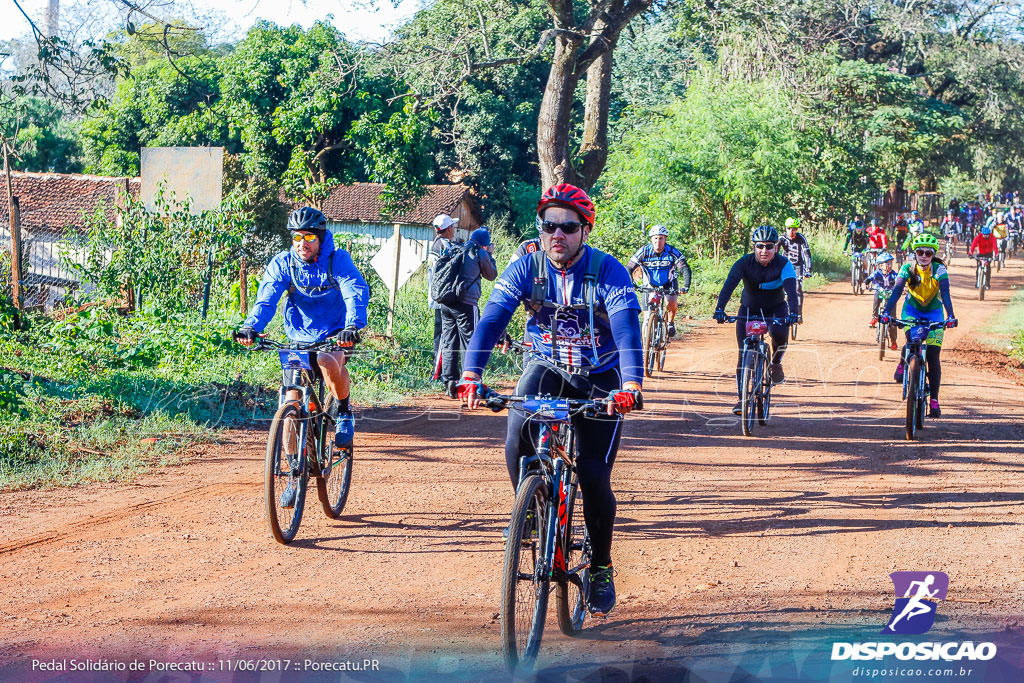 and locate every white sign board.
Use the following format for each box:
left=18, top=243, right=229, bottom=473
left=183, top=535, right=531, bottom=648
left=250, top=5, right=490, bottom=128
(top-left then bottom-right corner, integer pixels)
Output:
left=141, top=147, right=224, bottom=214
left=371, top=233, right=427, bottom=292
